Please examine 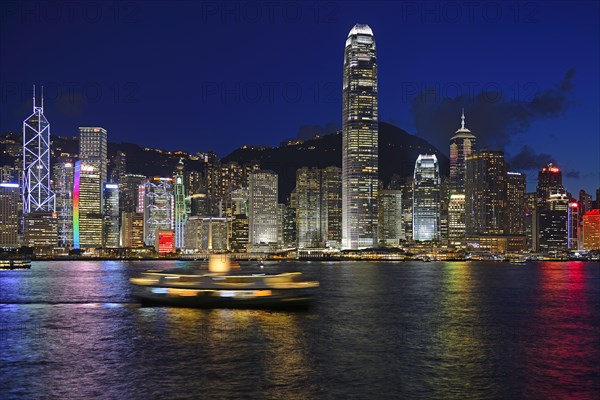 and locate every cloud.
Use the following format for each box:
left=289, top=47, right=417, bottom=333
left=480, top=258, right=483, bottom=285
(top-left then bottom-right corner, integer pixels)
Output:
left=508, top=145, right=555, bottom=171
left=565, top=170, right=580, bottom=179
left=411, top=69, right=576, bottom=153
left=296, top=122, right=340, bottom=140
